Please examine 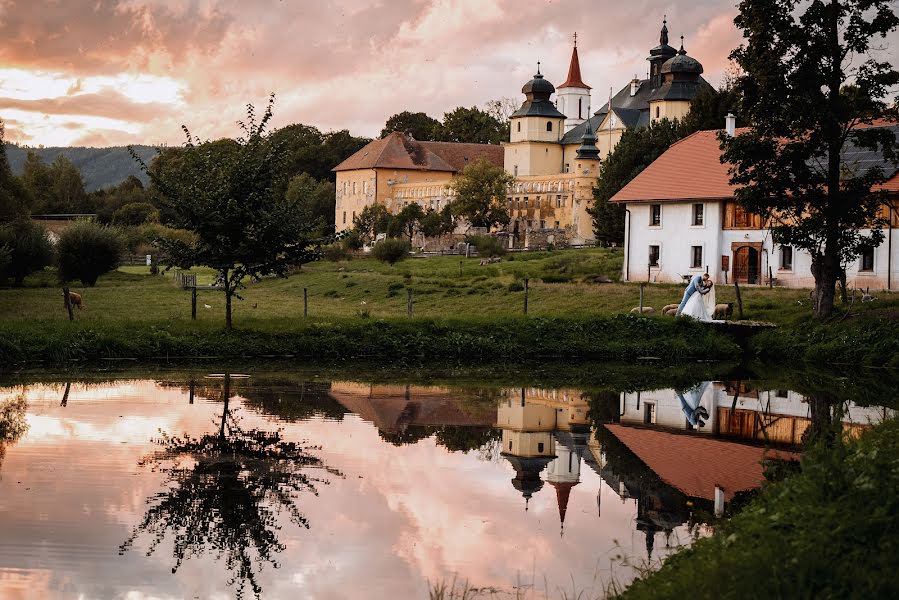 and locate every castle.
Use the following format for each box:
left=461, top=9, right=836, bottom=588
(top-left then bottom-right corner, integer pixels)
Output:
left=334, top=19, right=710, bottom=246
